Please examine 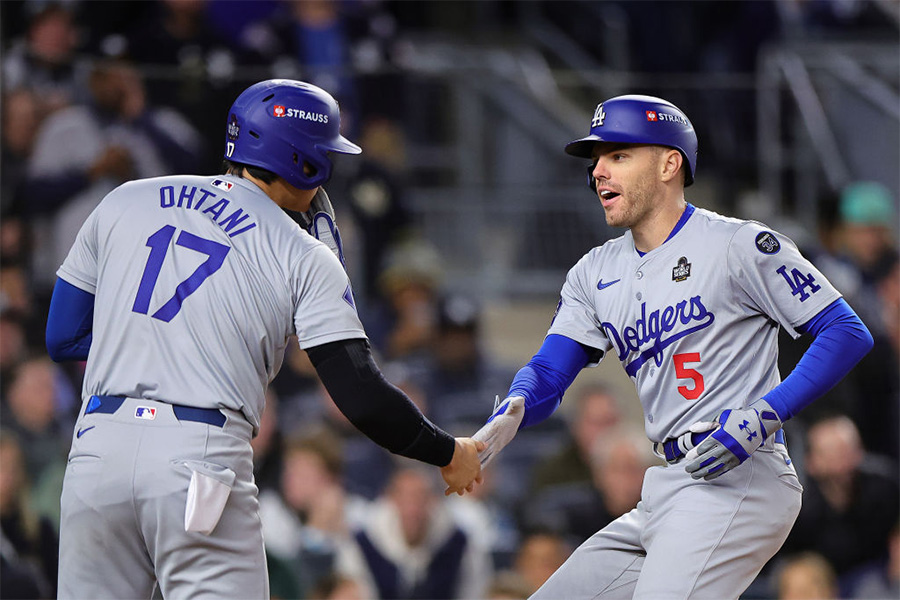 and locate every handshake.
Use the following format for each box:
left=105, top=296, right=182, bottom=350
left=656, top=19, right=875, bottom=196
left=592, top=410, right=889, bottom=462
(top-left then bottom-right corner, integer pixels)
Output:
left=440, top=396, right=525, bottom=496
